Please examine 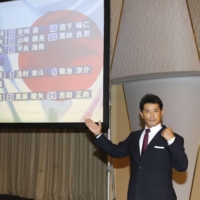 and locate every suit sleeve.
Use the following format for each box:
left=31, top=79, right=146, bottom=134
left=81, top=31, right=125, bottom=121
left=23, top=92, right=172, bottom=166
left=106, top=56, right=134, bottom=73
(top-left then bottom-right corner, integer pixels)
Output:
left=94, top=134, right=130, bottom=158
left=167, top=134, right=188, bottom=172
